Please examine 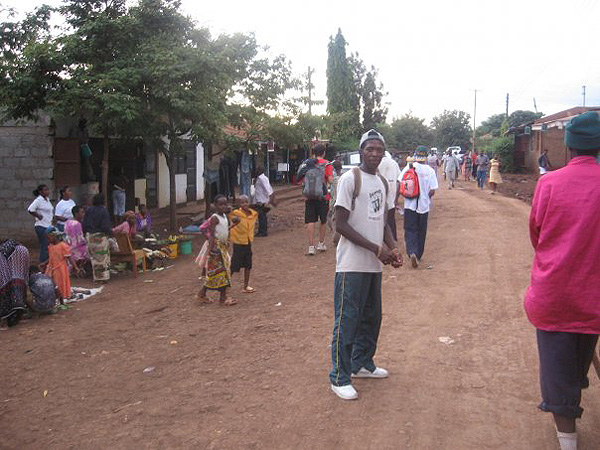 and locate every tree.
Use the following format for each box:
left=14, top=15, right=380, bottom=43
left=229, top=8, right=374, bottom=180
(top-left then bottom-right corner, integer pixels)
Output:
left=431, top=110, right=472, bottom=151
left=348, top=54, right=387, bottom=130
left=477, top=113, right=506, bottom=137
left=326, top=29, right=354, bottom=115
left=386, top=113, right=432, bottom=151
left=508, top=110, right=543, bottom=128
